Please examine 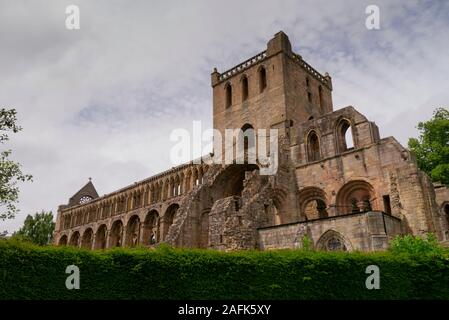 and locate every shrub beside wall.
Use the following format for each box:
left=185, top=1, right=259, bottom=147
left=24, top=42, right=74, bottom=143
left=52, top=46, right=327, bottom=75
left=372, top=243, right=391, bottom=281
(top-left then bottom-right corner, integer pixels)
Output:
left=1, top=240, right=449, bottom=300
